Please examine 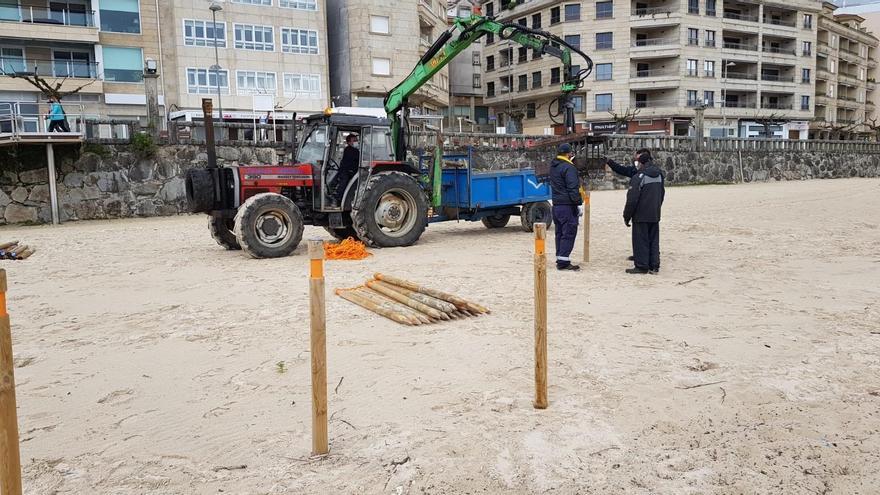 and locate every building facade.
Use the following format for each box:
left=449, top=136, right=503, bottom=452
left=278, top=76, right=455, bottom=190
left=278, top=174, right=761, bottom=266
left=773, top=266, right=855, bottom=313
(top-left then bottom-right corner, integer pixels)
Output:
left=327, top=0, right=450, bottom=124
left=480, top=0, right=822, bottom=138
left=0, top=0, right=162, bottom=133
left=810, top=1, right=878, bottom=139
left=446, top=0, right=491, bottom=131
